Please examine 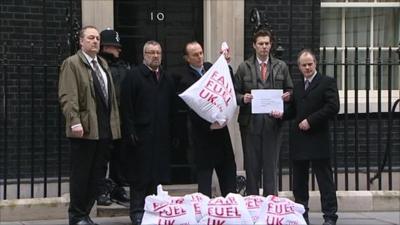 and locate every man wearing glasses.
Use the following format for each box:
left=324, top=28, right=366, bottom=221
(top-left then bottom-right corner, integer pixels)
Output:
left=120, top=40, right=176, bottom=225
